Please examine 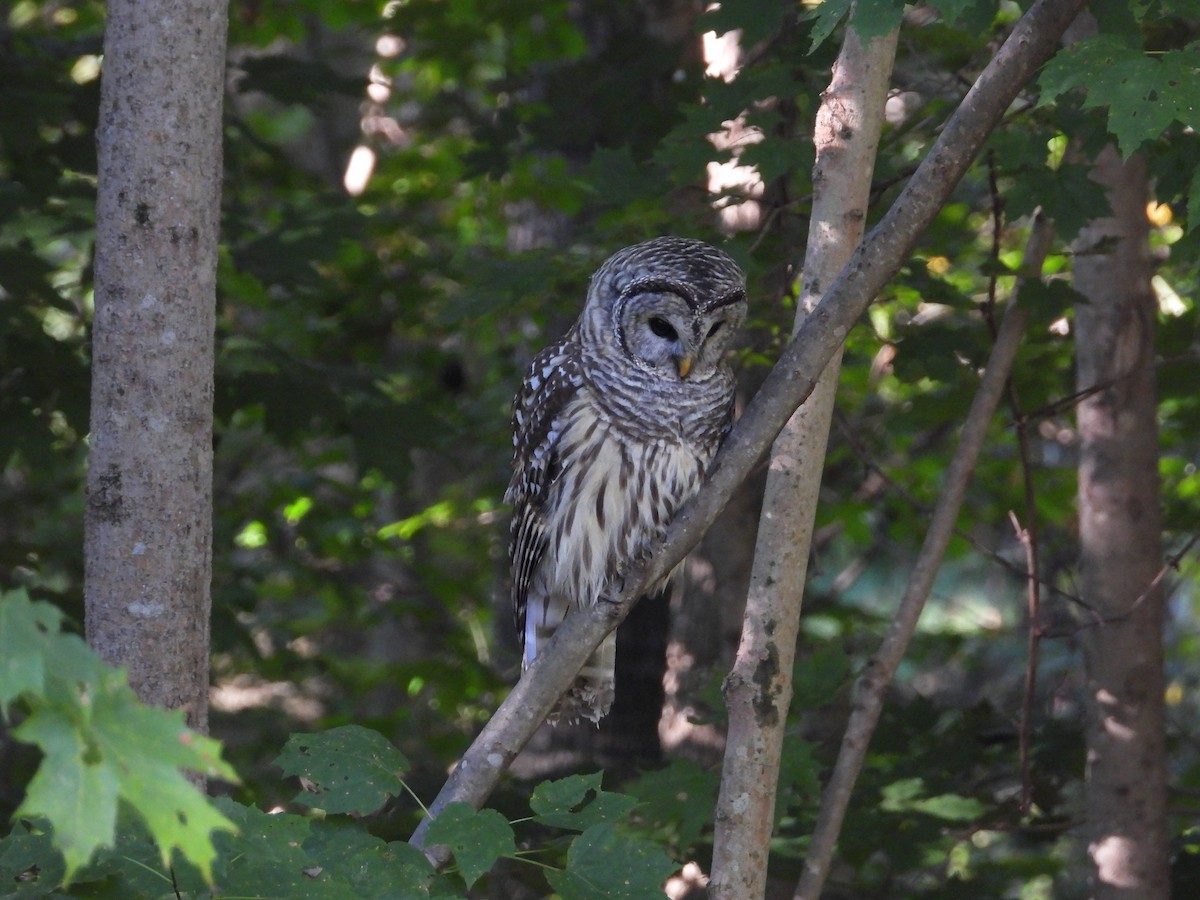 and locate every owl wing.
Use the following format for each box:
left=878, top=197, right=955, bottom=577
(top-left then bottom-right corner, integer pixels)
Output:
left=505, top=327, right=584, bottom=637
